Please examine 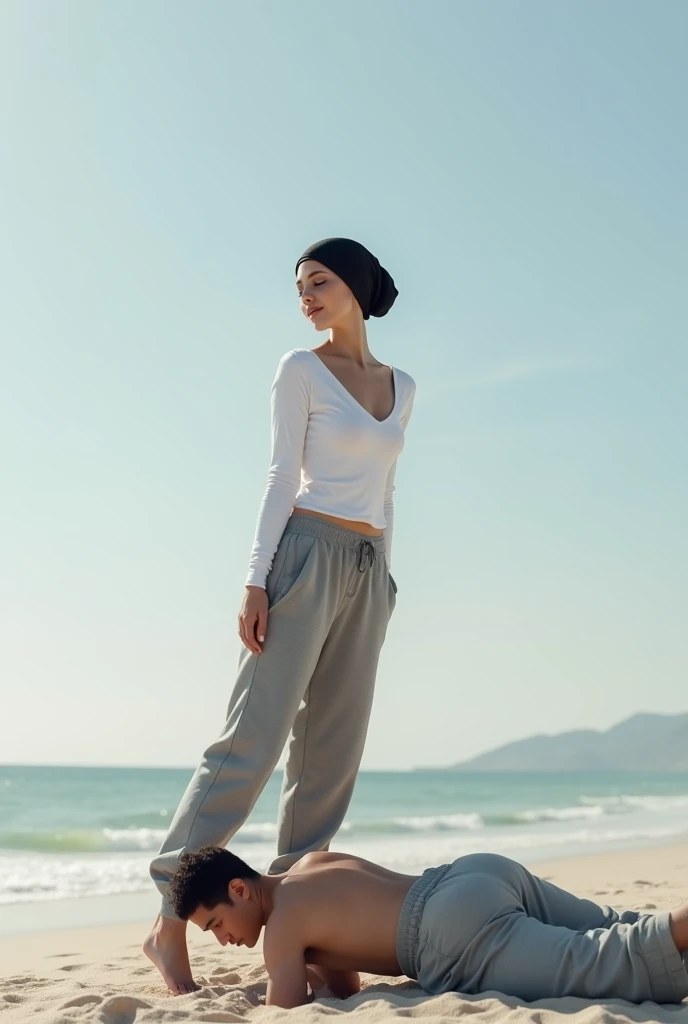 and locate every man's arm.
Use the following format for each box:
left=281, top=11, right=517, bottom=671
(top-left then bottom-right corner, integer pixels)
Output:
left=263, top=914, right=310, bottom=1008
